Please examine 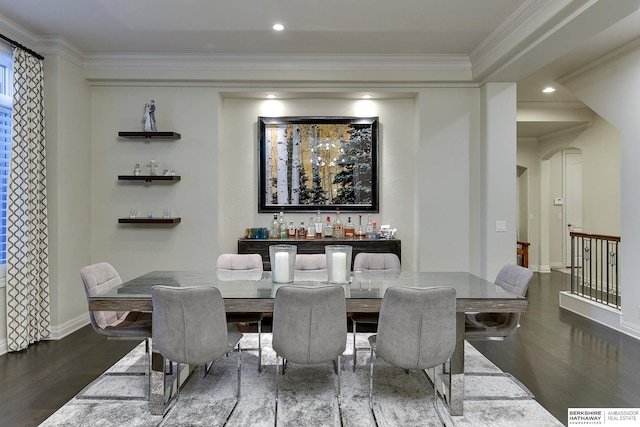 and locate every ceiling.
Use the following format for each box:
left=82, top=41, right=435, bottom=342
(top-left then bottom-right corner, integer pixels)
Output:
left=0, top=0, right=527, bottom=55
left=1, top=0, right=640, bottom=137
